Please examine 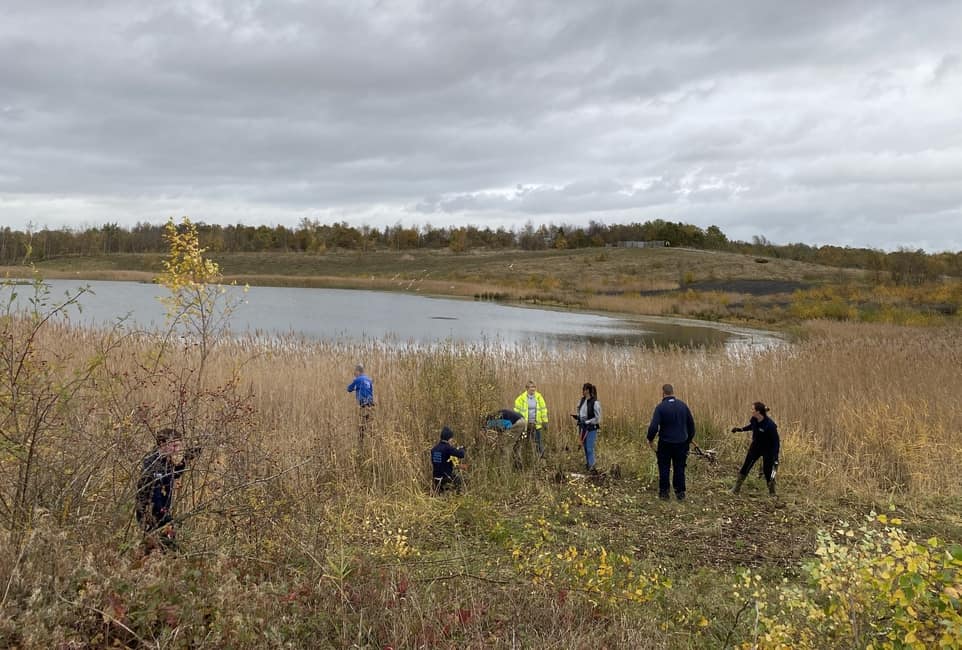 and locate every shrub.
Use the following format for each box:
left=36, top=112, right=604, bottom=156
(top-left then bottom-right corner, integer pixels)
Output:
left=744, top=515, right=962, bottom=649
